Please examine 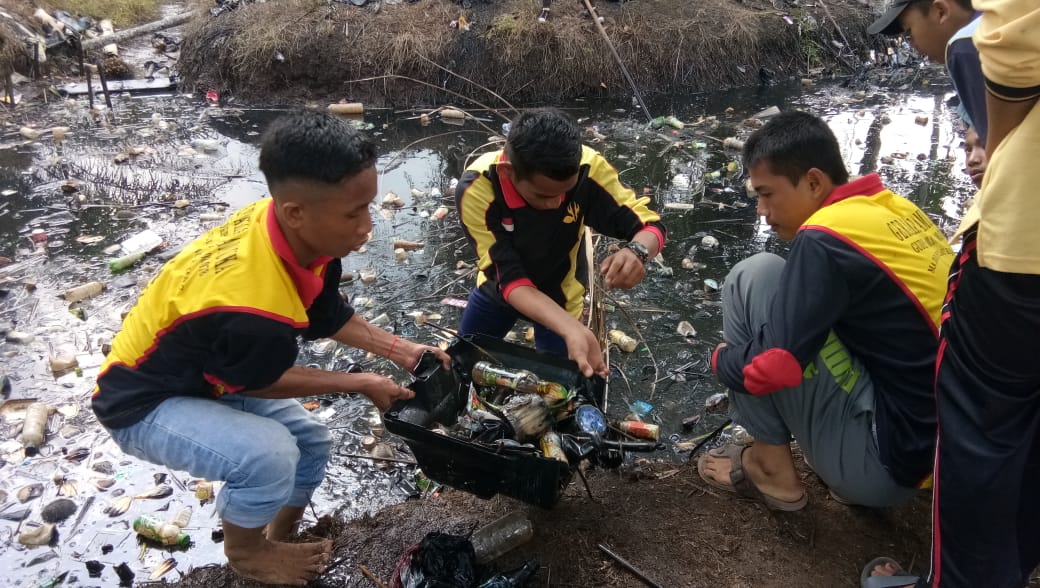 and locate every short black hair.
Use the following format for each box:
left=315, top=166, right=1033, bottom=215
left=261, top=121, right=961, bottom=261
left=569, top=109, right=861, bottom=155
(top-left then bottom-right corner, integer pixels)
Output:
left=505, top=108, right=582, bottom=181
left=911, top=0, right=974, bottom=15
left=259, top=109, right=377, bottom=188
left=743, top=111, right=849, bottom=187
